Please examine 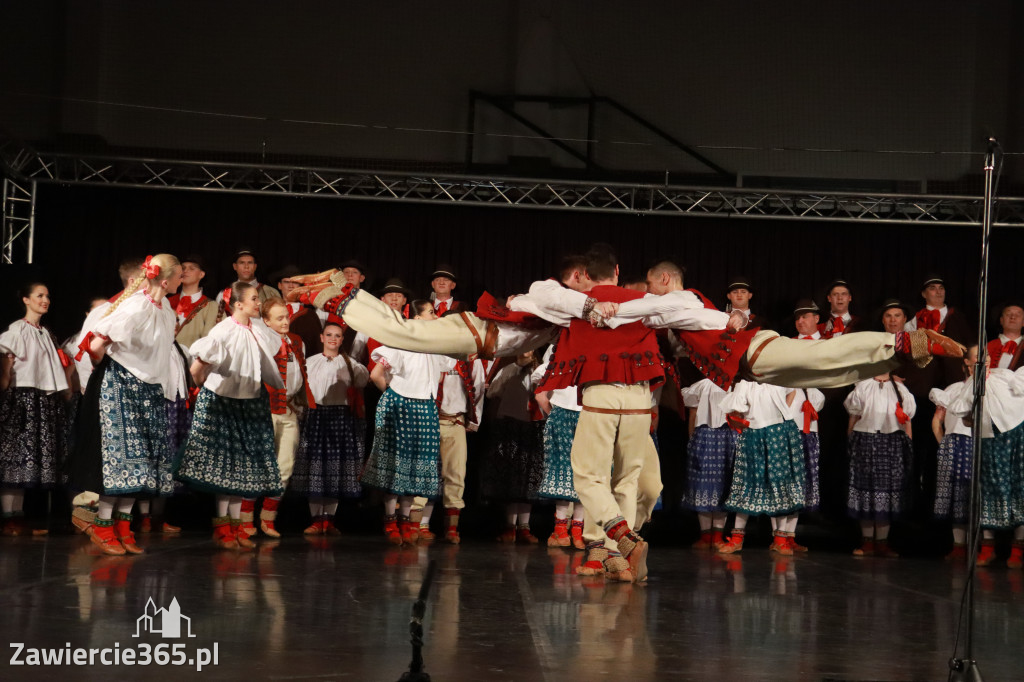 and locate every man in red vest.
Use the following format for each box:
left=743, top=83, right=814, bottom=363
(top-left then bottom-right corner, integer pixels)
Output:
left=532, top=245, right=665, bottom=582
